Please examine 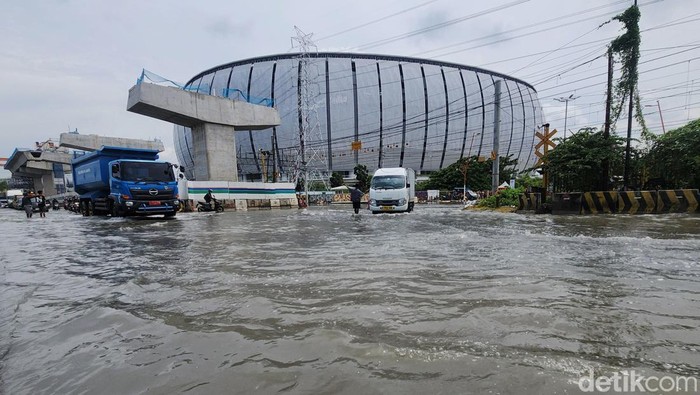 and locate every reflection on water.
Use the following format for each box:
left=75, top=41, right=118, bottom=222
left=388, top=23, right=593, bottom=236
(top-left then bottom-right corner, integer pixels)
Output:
left=1, top=207, right=699, bottom=393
